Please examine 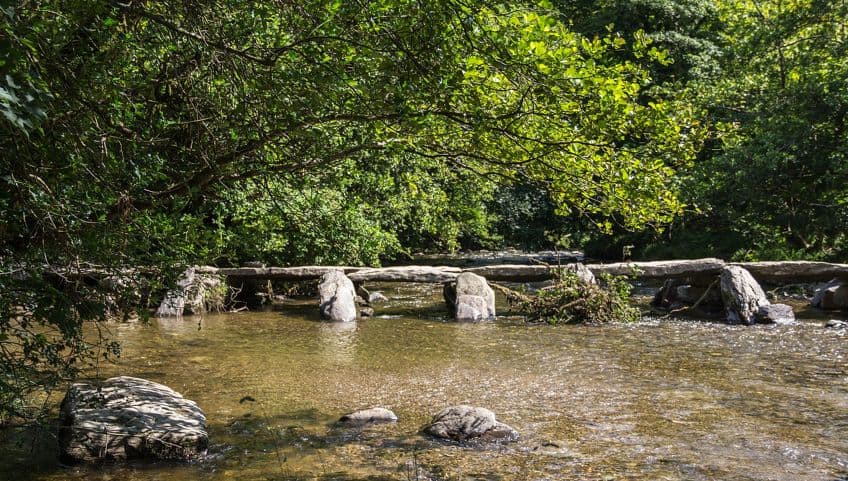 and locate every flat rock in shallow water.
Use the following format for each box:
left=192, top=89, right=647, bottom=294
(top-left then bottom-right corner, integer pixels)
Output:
left=825, top=319, right=848, bottom=328
left=755, top=303, right=796, bottom=325
left=59, top=376, right=207, bottom=463
left=338, top=407, right=398, bottom=426
left=422, top=405, right=518, bottom=443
